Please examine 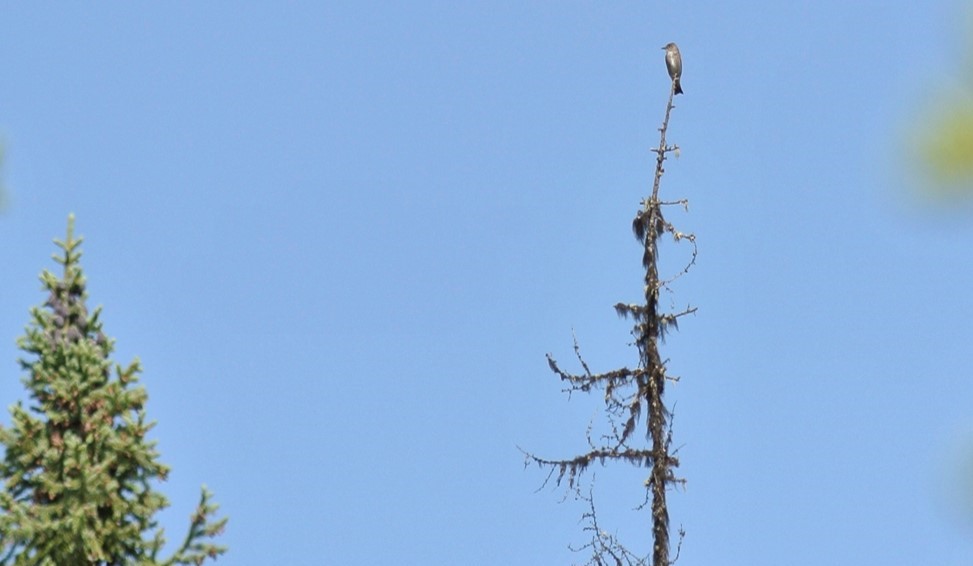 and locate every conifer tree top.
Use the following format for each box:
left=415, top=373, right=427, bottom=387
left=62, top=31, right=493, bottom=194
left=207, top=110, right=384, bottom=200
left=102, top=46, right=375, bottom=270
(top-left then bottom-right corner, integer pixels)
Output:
left=0, top=215, right=227, bottom=565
